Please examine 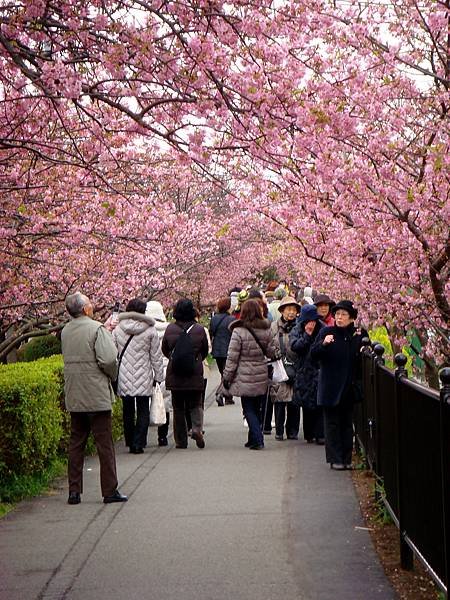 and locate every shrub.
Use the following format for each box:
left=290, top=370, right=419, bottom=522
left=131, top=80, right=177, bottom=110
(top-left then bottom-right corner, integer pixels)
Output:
left=17, top=334, right=62, bottom=362
left=0, top=356, right=123, bottom=503
left=368, top=327, right=414, bottom=375
left=0, top=358, right=63, bottom=484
